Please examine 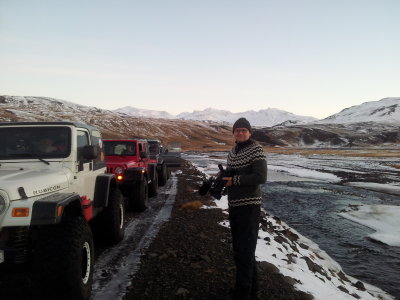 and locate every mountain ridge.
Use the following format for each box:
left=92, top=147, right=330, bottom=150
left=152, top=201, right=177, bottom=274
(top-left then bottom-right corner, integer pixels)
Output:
left=1, top=95, right=399, bottom=149
left=115, top=97, right=400, bottom=126
left=115, top=106, right=317, bottom=127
